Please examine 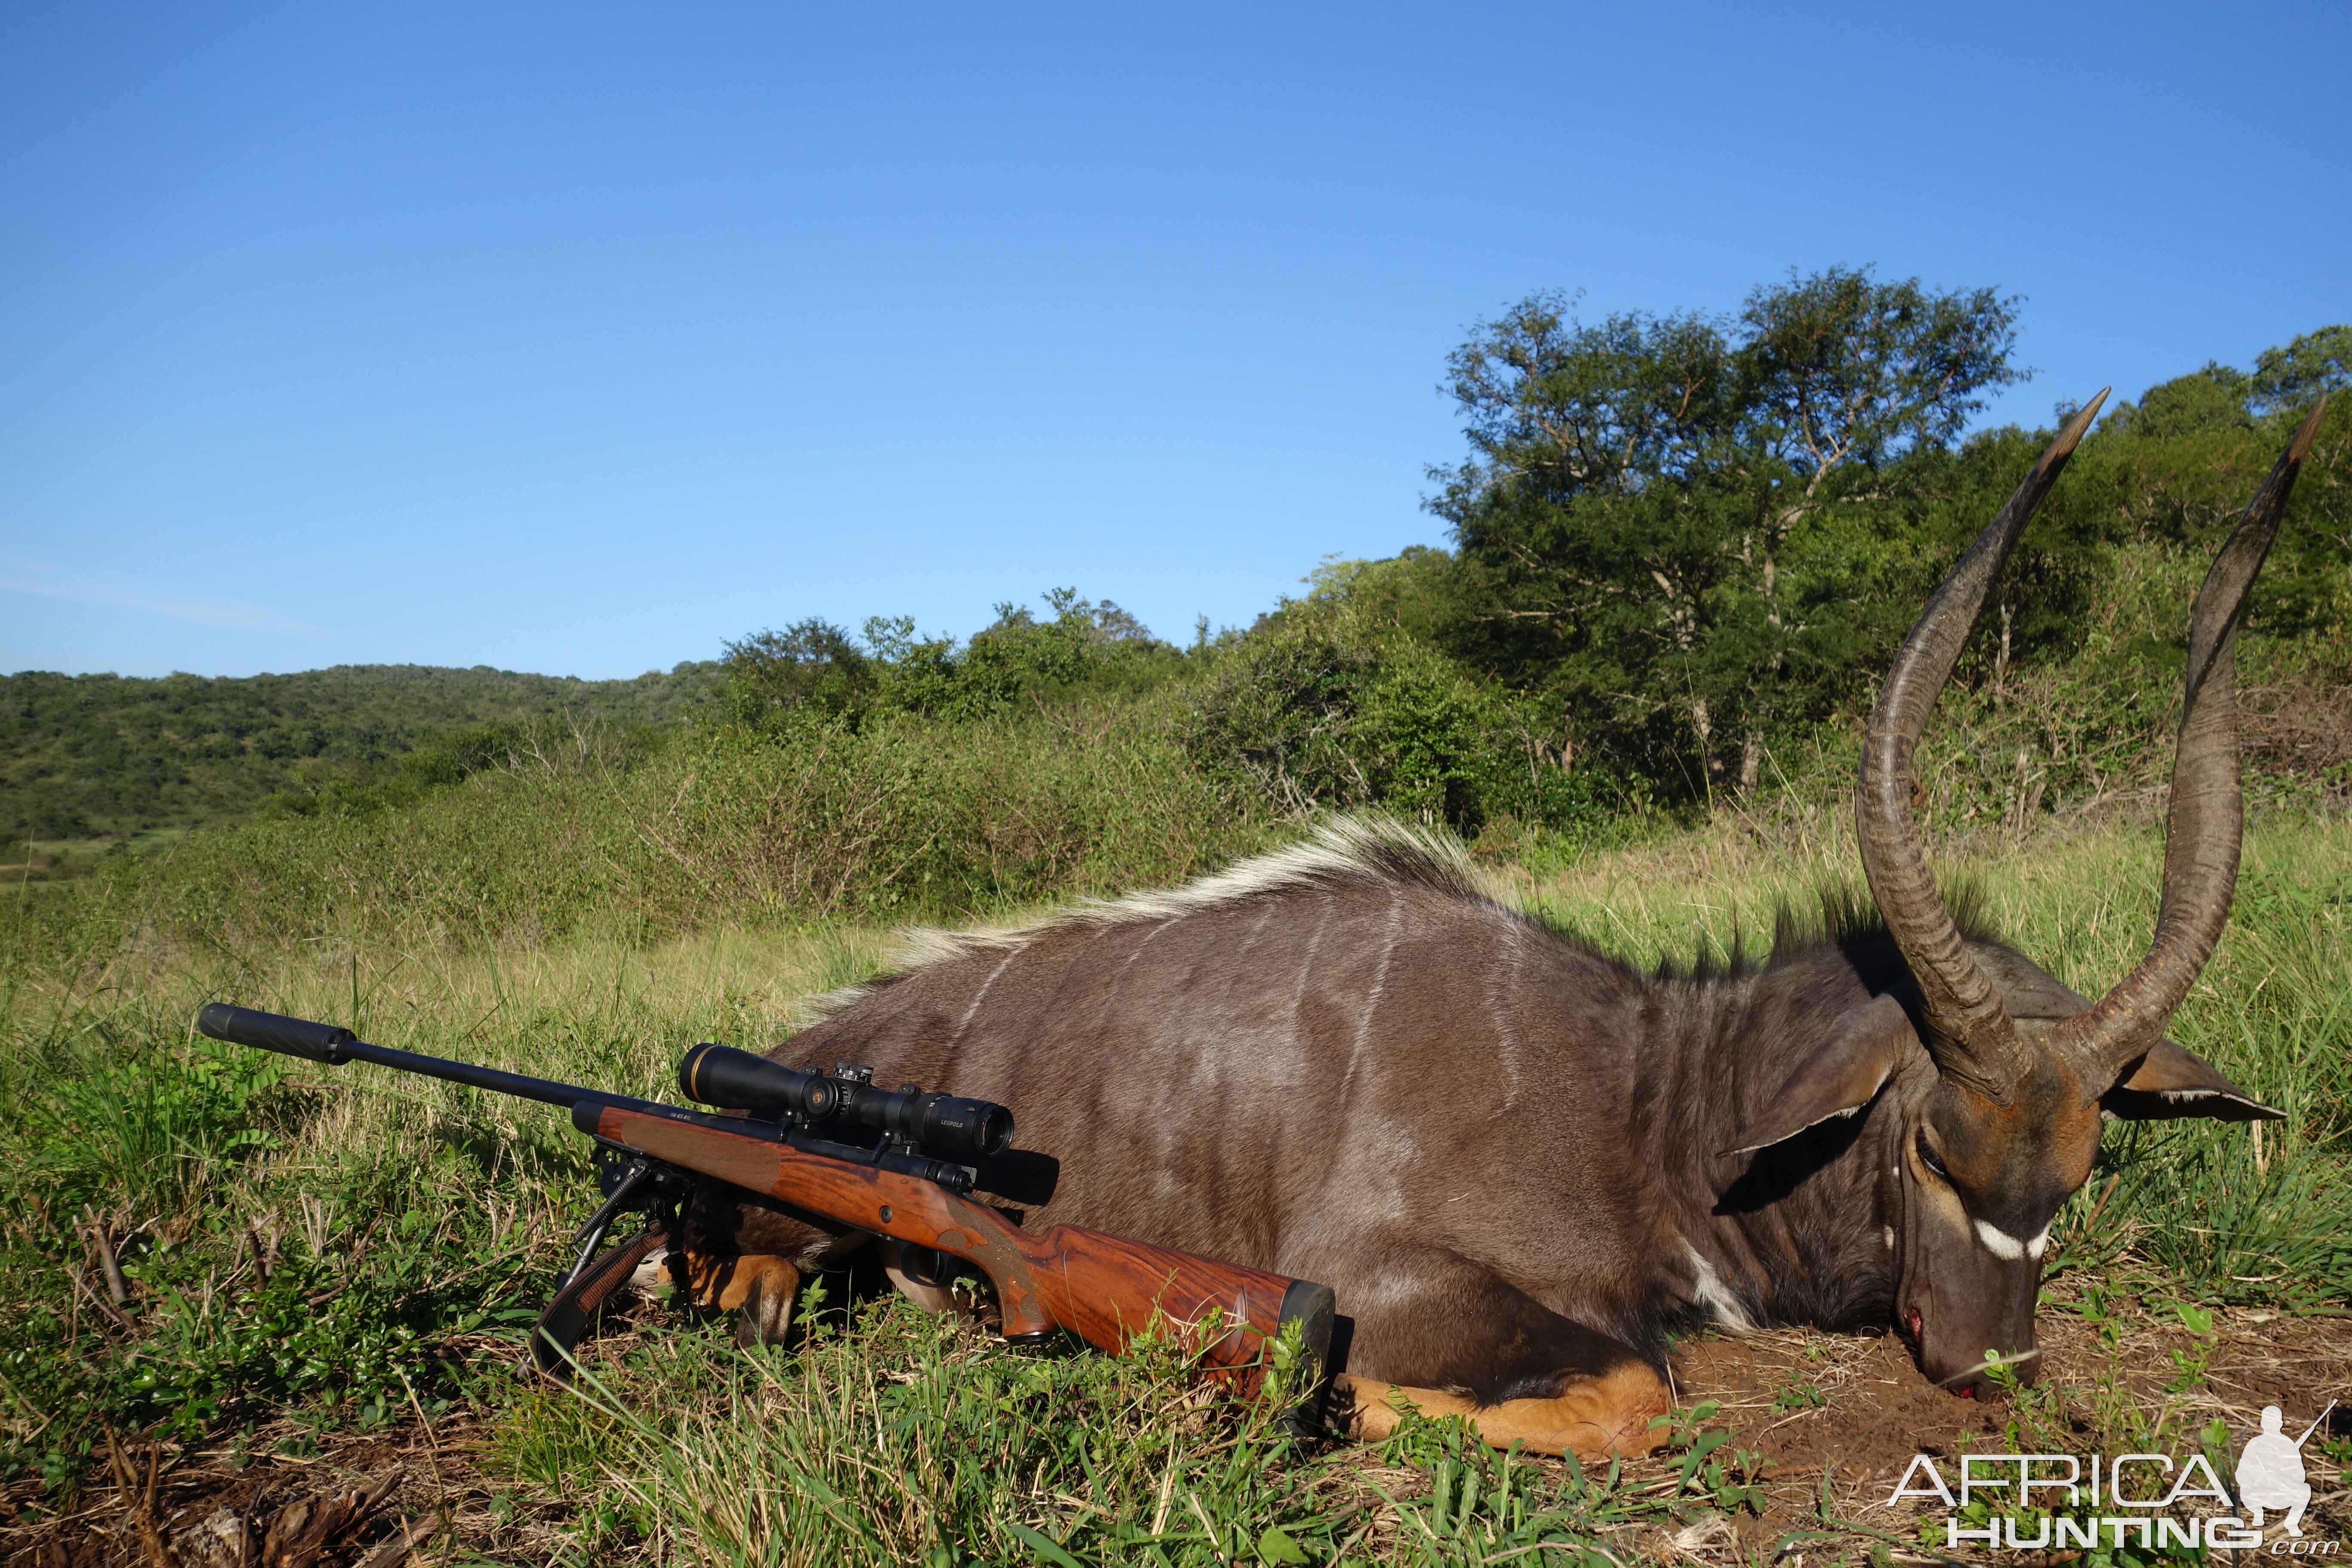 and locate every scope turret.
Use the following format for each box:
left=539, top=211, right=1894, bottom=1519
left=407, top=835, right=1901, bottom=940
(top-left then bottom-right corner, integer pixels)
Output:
left=676, top=1044, right=1014, bottom=1161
